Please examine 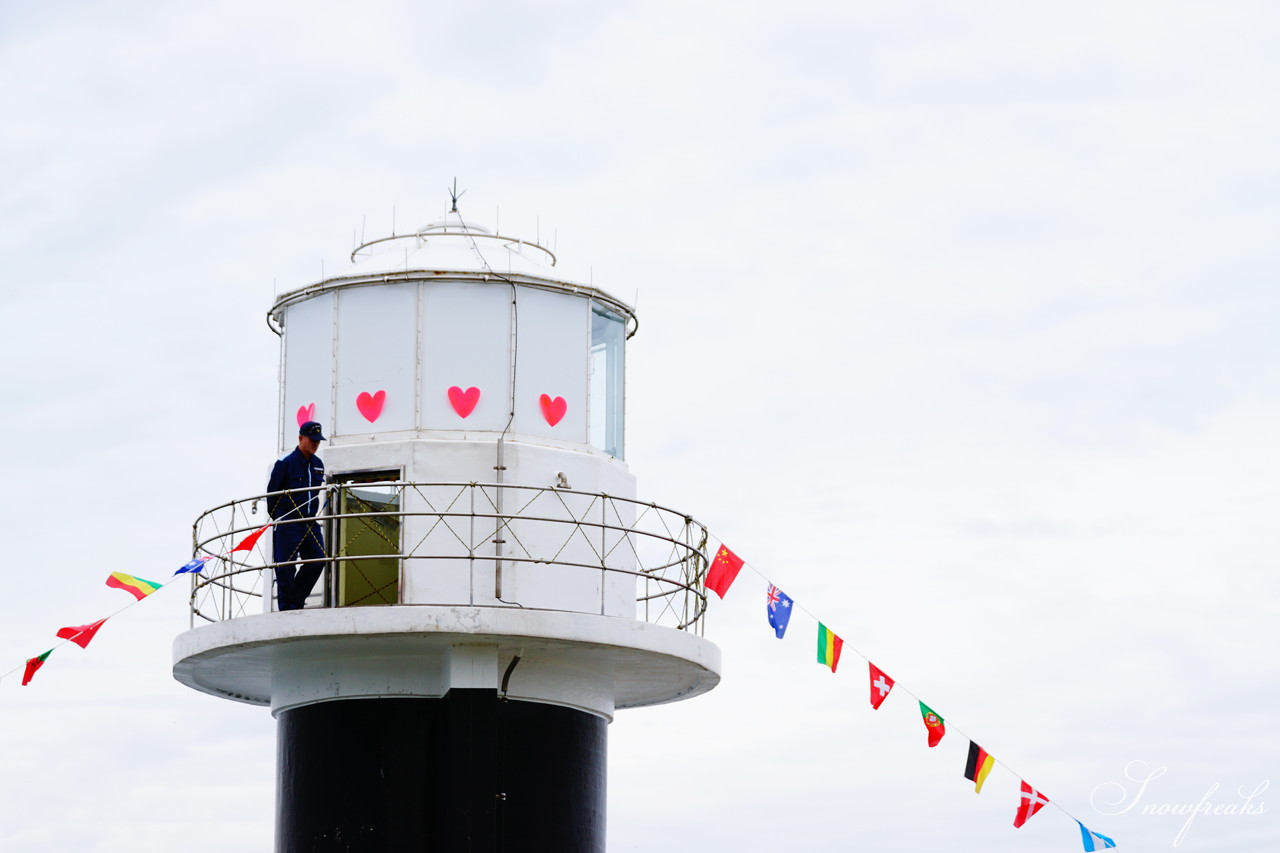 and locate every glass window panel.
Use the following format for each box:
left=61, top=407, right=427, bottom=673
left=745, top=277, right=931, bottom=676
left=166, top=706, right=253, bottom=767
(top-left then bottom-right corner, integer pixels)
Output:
left=590, top=305, right=625, bottom=458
